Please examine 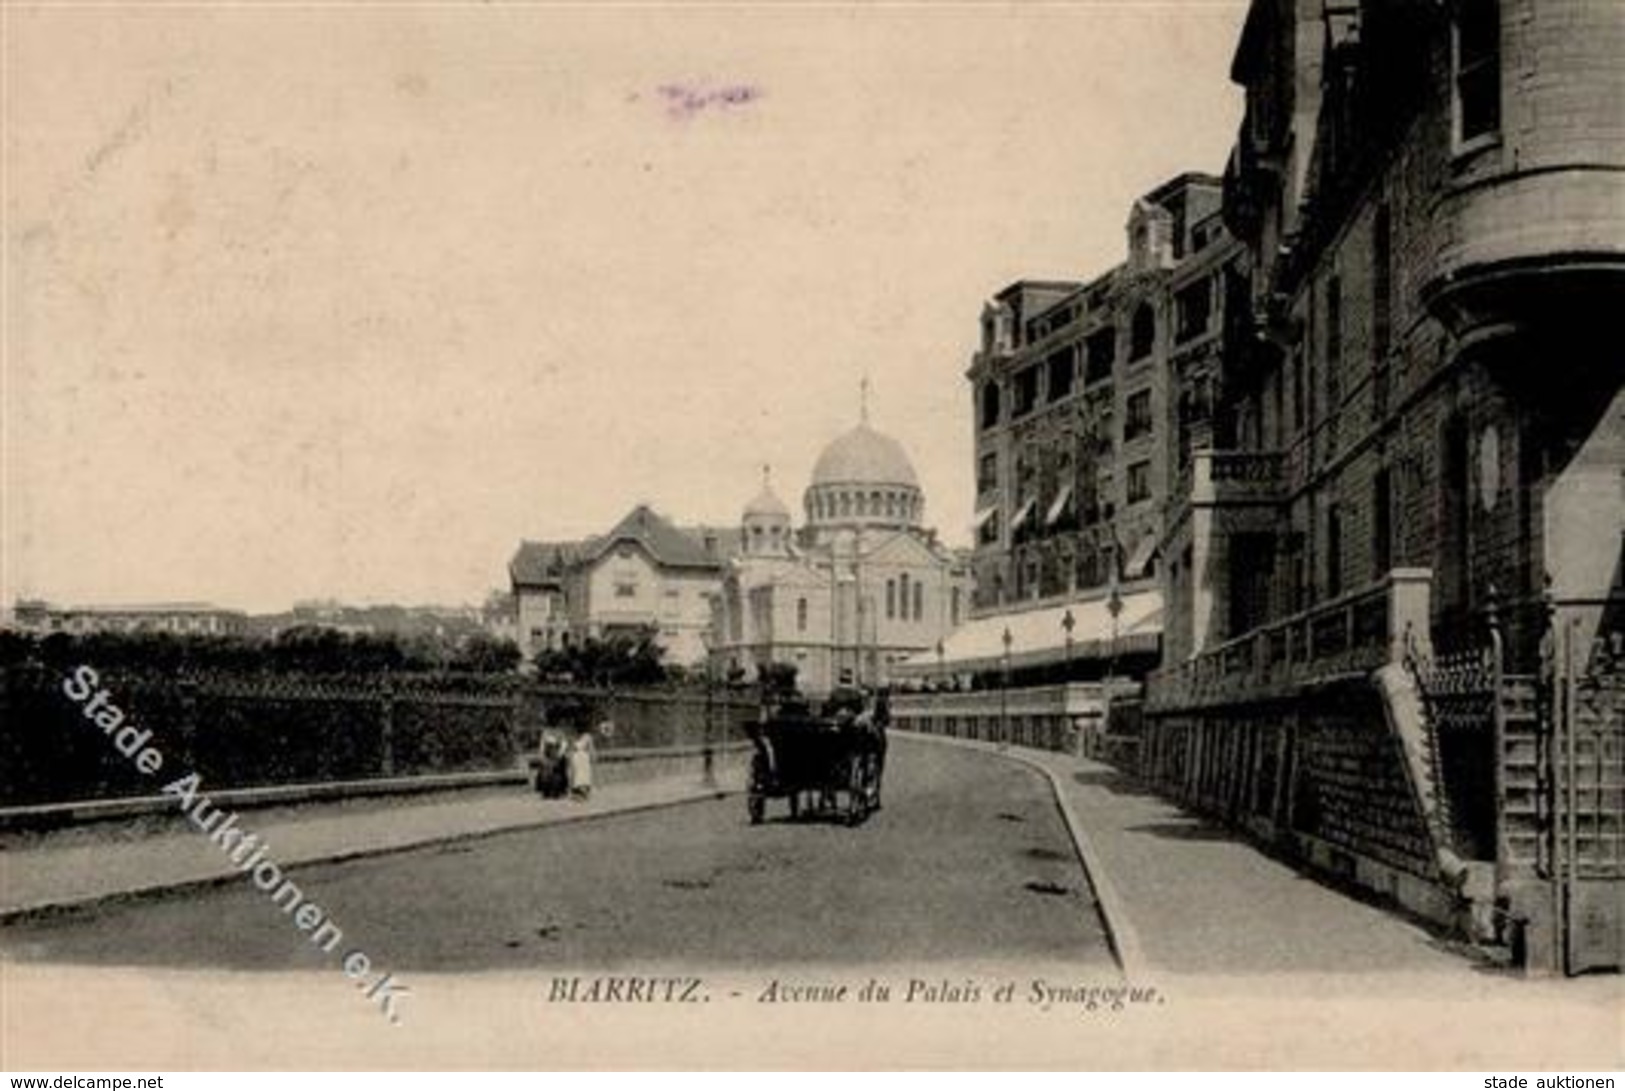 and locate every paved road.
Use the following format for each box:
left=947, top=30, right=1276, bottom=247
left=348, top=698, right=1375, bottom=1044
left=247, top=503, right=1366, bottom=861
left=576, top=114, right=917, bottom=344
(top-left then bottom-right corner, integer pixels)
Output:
left=1, top=739, right=1112, bottom=971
